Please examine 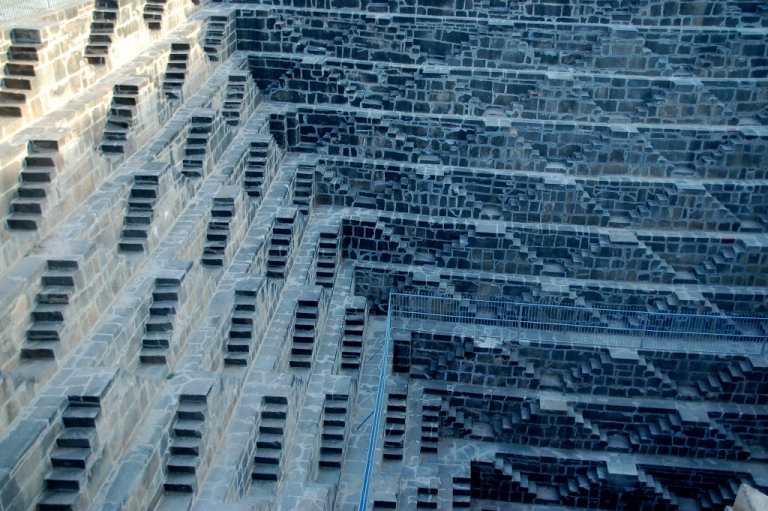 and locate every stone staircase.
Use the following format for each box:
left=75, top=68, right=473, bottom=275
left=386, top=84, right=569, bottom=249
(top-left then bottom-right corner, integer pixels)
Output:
left=21, top=260, right=79, bottom=360
left=163, top=392, right=209, bottom=495
left=292, top=164, right=314, bottom=215
left=181, top=113, right=214, bottom=178
left=143, top=0, right=167, bottom=30
left=692, top=357, right=754, bottom=401
left=637, top=468, right=680, bottom=509
left=100, top=82, right=141, bottom=155
left=289, top=289, right=320, bottom=369
left=243, top=140, right=269, bottom=198
left=222, top=71, right=251, bottom=127
left=698, top=479, right=741, bottom=510
left=416, top=486, right=439, bottom=509
left=339, top=297, right=366, bottom=371
left=252, top=395, right=288, bottom=482
left=37, top=399, right=102, bottom=510
left=224, top=286, right=257, bottom=367
left=567, top=406, right=611, bottom=449
left=382, top=386, right=407, bottom=461
left=392, top=330, right=412, bottom=374
left=717, top=416, right=768, bottom=461
left=85, top=0, right=119, bottom=65
left=118, top=172, right=160, bottom=252
left=691, top=242, right=746, bottom=285
left=318, top=393, right=348, bottom=469
left=6, top=140, right=61, bottom=231
left=314, top=226, right=340, bottom=288
left=420, top=394, right=441, bottom=454
left=203, top=15, right=228, bottom=62
left=452, top=474, right=471, bottom=509
left=139, top=274, right=183, bottom=364
left=0, top=29, right=43, bottom=118
left=372, top=496, right=398, bottom=510
left=266, top=208, right=297, bottom=278
left=201, top=191, right=235, bottom=267
left=492, top=457, right=539, bottom=503
left=163, top=43, right=190, bottom=101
